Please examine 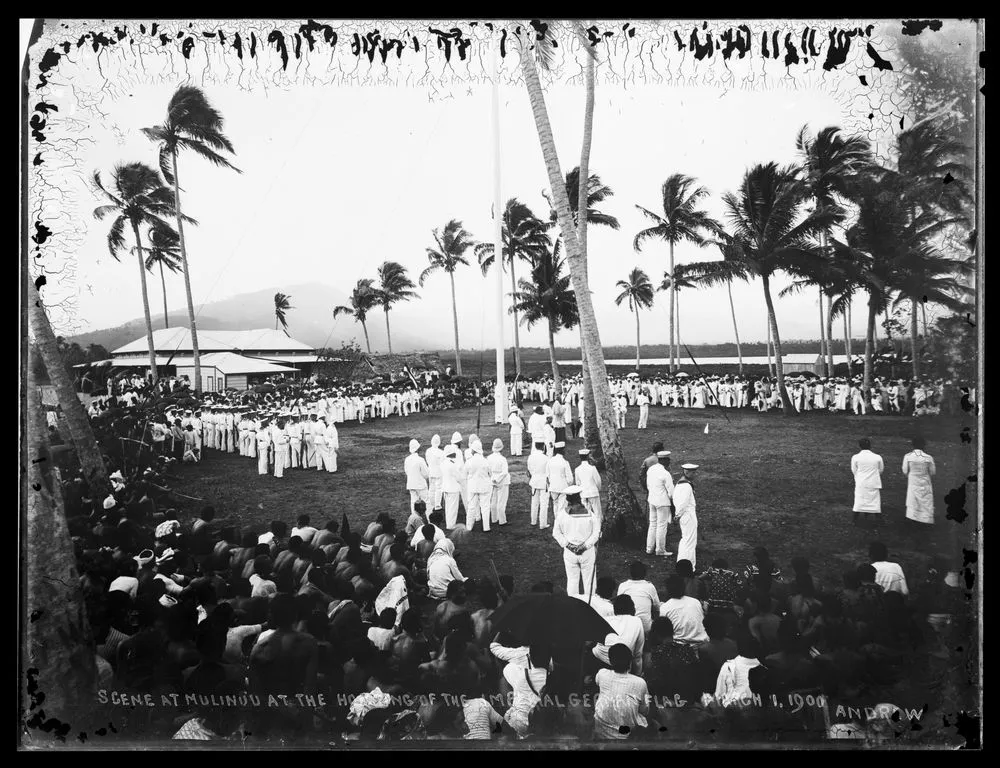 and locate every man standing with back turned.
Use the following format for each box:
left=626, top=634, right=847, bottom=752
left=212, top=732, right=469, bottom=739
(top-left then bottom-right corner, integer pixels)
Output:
left=851, top=438, right=884, bottom=526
